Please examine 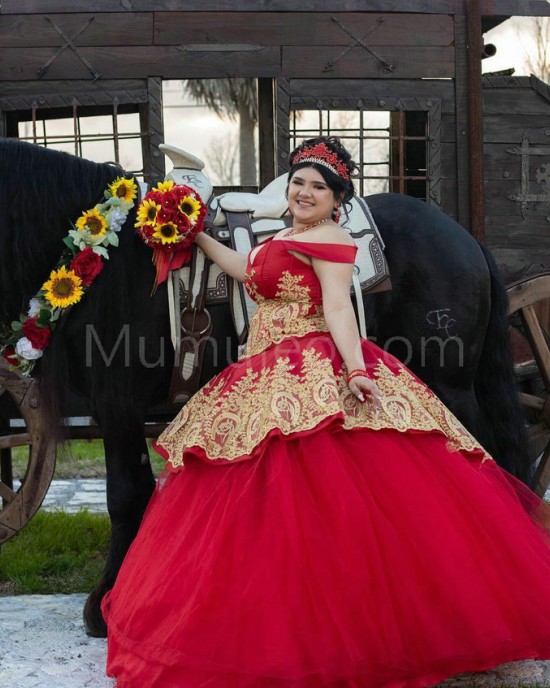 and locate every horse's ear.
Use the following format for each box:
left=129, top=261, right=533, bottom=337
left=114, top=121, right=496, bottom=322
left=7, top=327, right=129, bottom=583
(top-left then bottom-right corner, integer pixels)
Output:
left=160, top=144, right=204, bottom=171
